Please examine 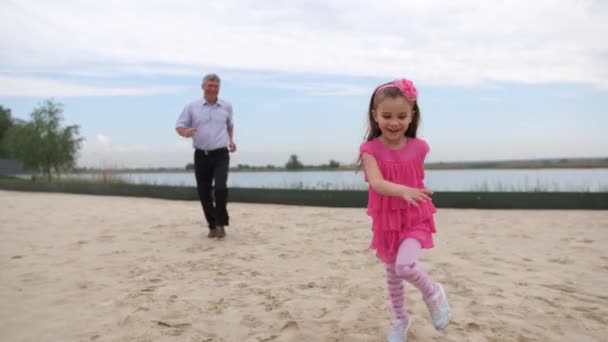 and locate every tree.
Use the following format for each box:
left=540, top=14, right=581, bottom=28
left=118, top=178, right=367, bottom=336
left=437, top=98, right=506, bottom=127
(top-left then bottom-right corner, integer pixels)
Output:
left=285, top=154, right=304, bottom=170
left=0, top=105, right=13, bottom=158
left=328, top=160, right=341, bottom=168
left=6, top=100, right=83, bottom=181
left=236, top=164, right=251, bottom=170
